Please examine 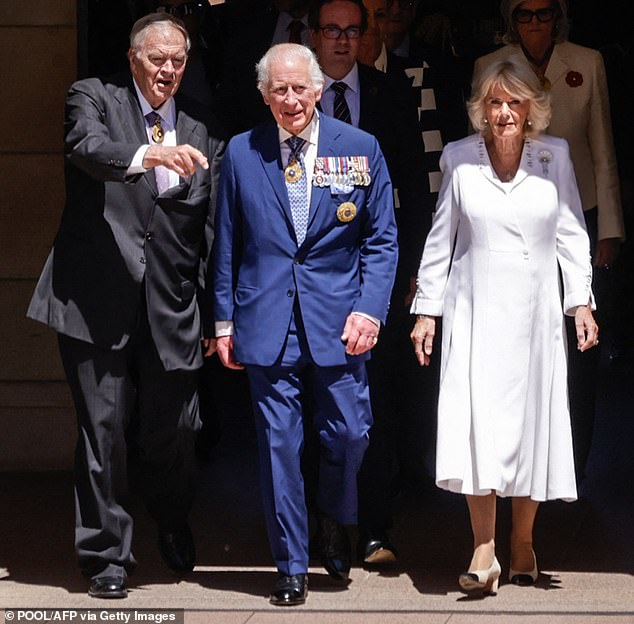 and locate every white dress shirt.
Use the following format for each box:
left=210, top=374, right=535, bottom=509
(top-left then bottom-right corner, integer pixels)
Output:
left=271, top=11, right=310, bottom=46
left=320, top=65, right=361, bottom=128
left=127, top=80, right=179, bottom=190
